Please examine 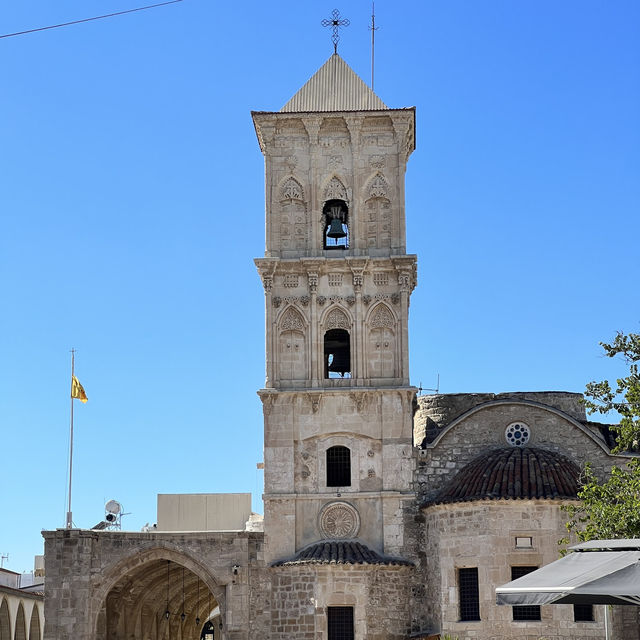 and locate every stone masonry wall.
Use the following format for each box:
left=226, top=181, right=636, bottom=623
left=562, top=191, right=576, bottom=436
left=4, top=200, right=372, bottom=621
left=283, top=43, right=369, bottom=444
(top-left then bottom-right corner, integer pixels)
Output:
left=414, top=397, right=620, bottom=504
left=42, top=528, right=268, bottom=640
left=270, top=564, right=414, bottom=640
left=425, top=500, right=607, bottom=640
